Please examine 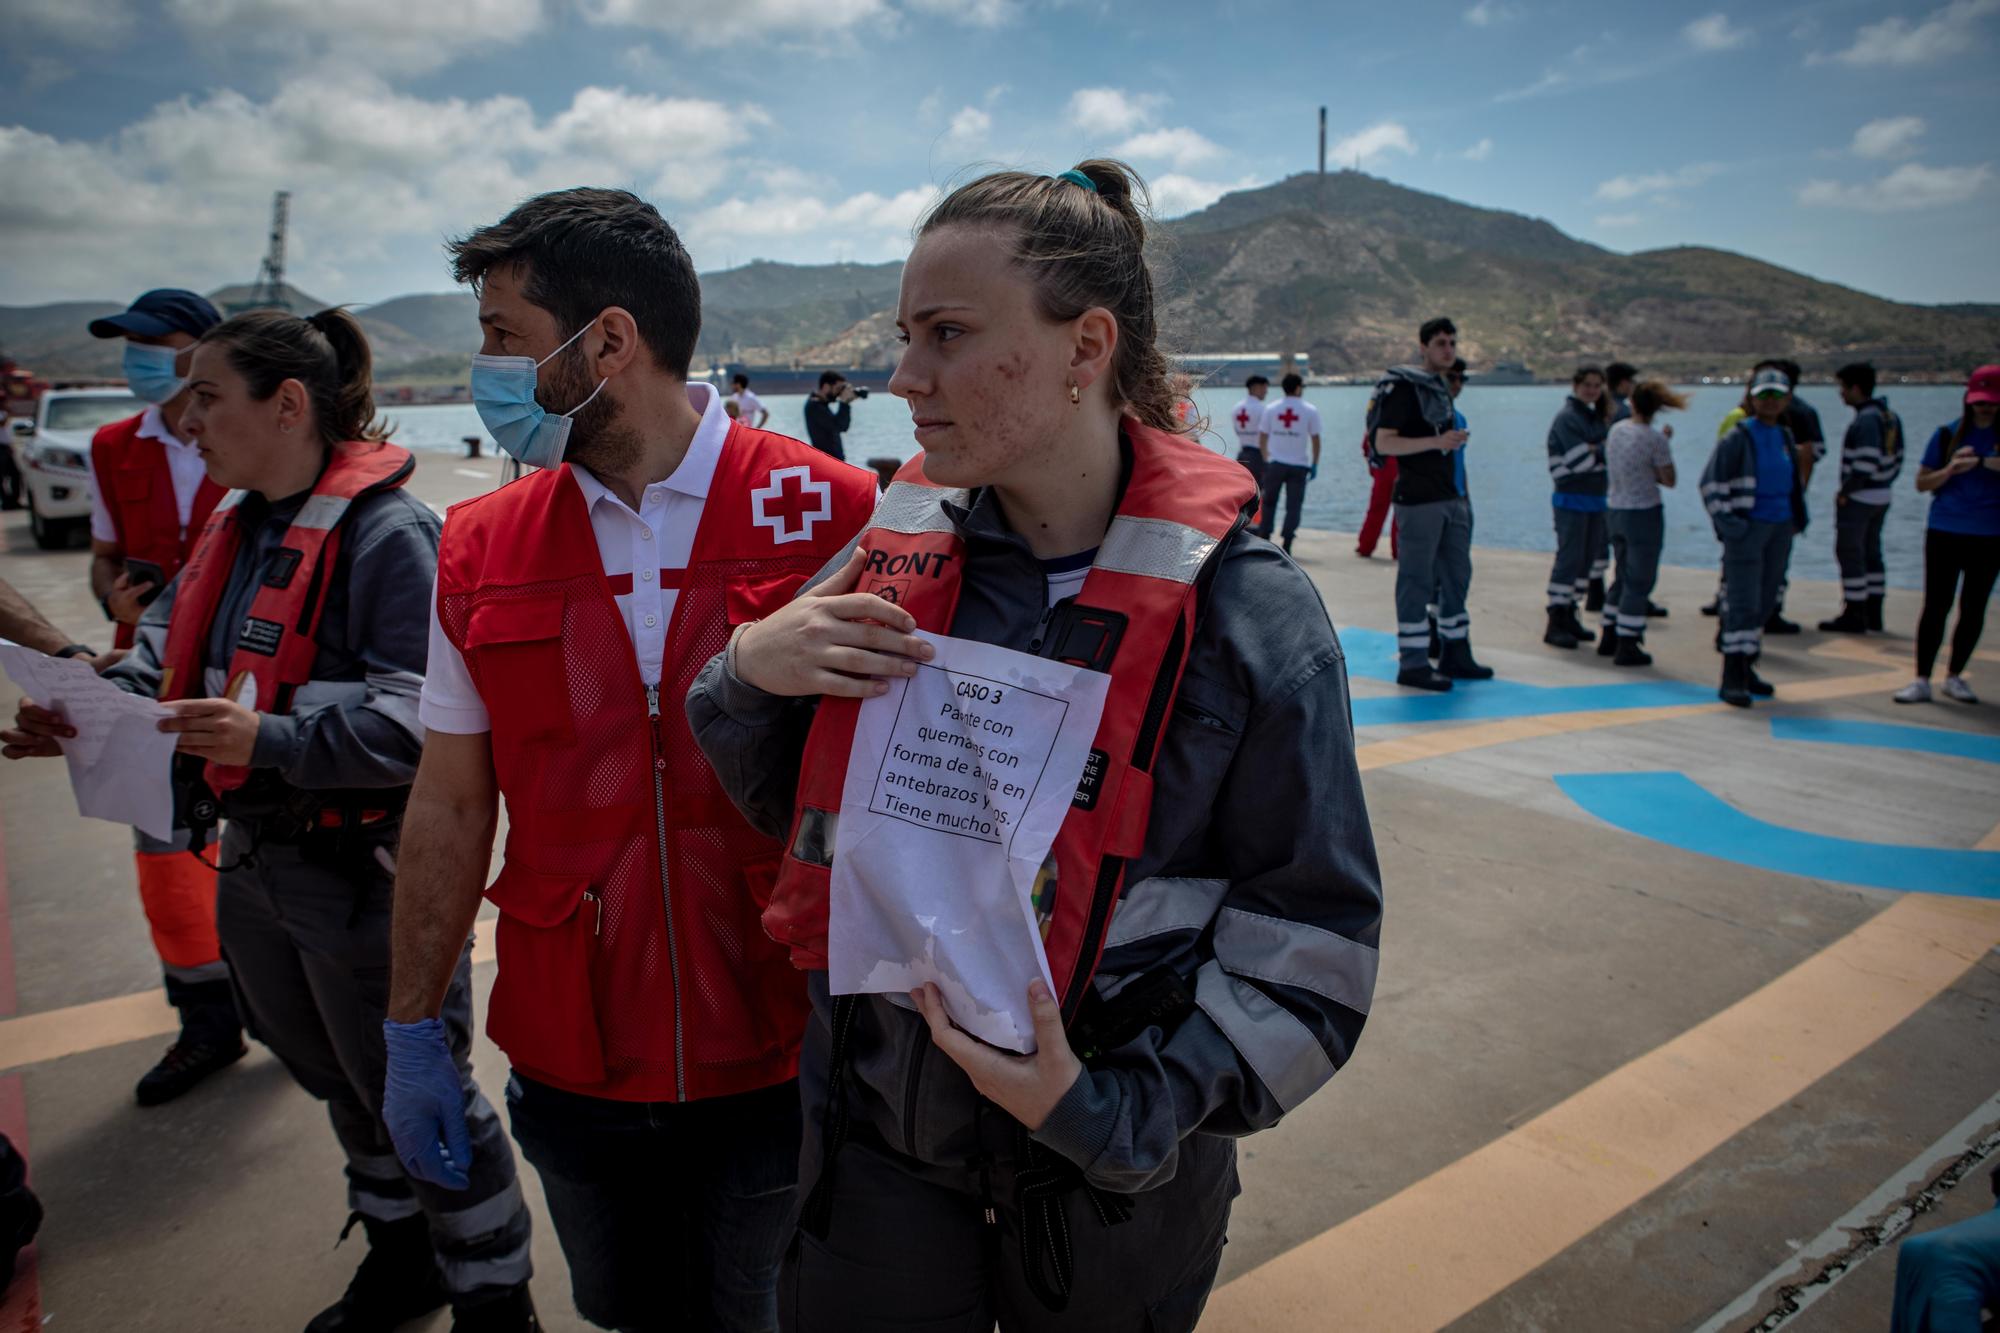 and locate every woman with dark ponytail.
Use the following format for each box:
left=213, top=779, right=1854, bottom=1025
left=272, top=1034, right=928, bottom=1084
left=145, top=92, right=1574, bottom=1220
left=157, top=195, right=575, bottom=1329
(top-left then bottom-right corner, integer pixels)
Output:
left=4, top=308, right=539, bottom=1330
left=689, top=161, right=1382, bottom=1330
